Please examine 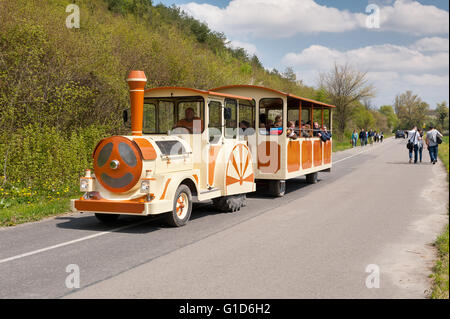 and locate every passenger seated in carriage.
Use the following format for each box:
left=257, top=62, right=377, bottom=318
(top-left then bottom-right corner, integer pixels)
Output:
left=301, top=122, right=311, bottom=137
left=173, top=107, right=203, bottom=133
left=287, top=121, right=297, bottom=139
